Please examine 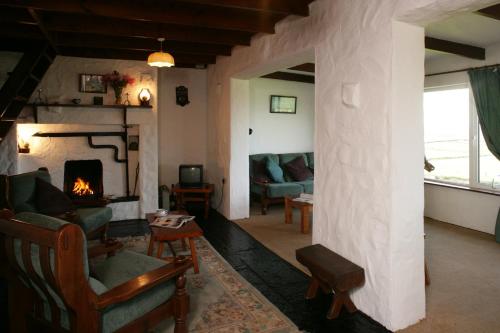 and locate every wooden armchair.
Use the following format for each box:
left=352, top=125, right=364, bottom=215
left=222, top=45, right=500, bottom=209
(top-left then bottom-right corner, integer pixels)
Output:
left=0, top=212, right=192, bottom=333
